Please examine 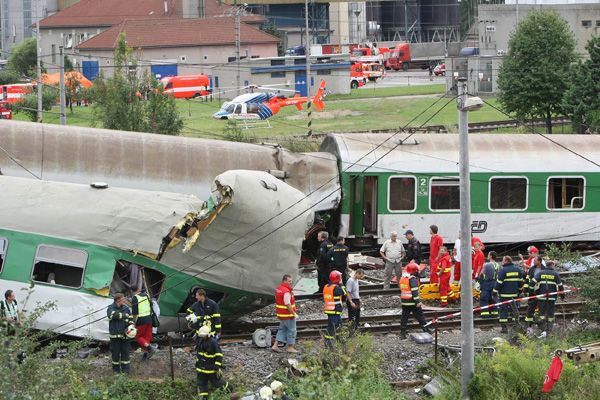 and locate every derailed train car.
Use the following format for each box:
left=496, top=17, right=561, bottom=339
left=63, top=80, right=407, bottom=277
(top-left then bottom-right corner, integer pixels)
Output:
left=0, top=171, right=313, bottom=340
